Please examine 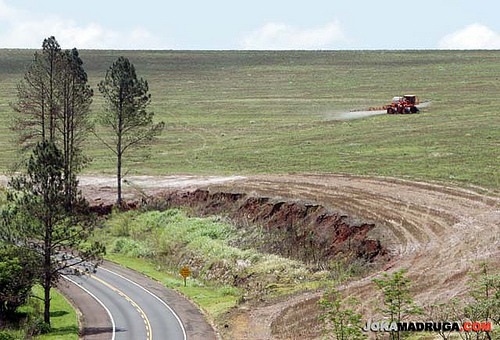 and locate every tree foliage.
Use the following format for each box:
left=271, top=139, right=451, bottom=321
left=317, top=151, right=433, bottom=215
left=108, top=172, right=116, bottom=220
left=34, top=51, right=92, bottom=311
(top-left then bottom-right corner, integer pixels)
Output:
left=11, top=36, right=93, bottom=209
left=12, top=37, right=61, bottom=144
left=451, top=263, right=500, bottom=340
left=58, top=48, right=94, bottom=209
left=372, top=269, right=422, bottom=340
left=1, top=141, right=104, bottom=325
left=96, top=56, right=164, bottom=205
left=467, top=263, right=500, bottom=328
left=319, top=288, right=366, bottom=339
left=0, top=245, right=42, bottom=320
